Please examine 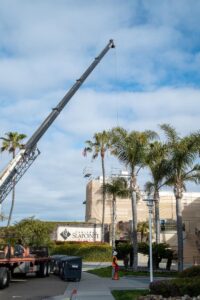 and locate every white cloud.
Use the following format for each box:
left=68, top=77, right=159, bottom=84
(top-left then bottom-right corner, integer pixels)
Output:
left=0, top=1, right=200, bottom=224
